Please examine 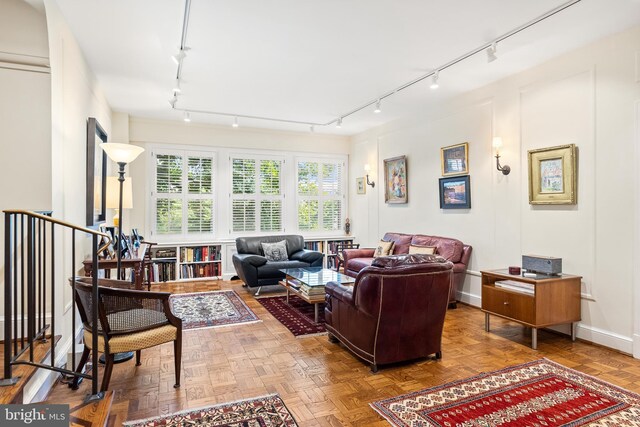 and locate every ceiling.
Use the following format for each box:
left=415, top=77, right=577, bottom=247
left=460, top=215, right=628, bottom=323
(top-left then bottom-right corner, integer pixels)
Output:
left=54, top=0, right=640, bottom=135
